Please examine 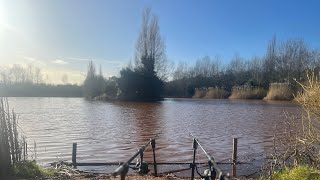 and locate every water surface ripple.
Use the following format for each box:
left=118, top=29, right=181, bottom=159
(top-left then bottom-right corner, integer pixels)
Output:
left=8, top=98, right=300, bottom=168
